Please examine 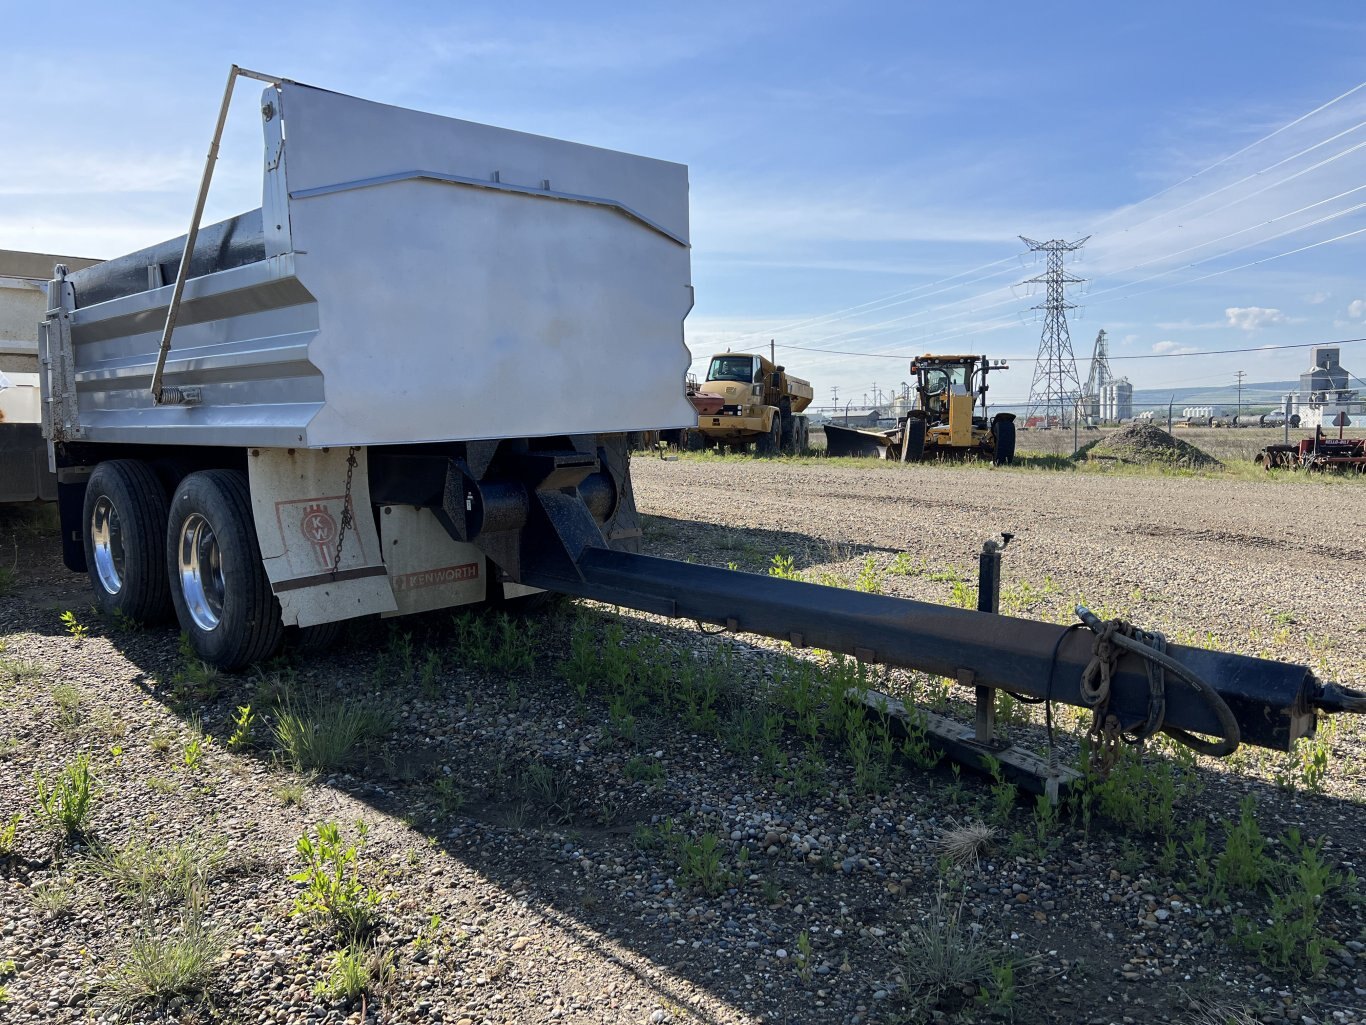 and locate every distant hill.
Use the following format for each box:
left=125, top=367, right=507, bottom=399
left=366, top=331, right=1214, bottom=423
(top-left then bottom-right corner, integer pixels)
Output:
left=818, top=379, right=1318, bottom=421
left=1129, top=380, right=1301, bottom=413
left=988, top=380, right=1303, bottom=417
